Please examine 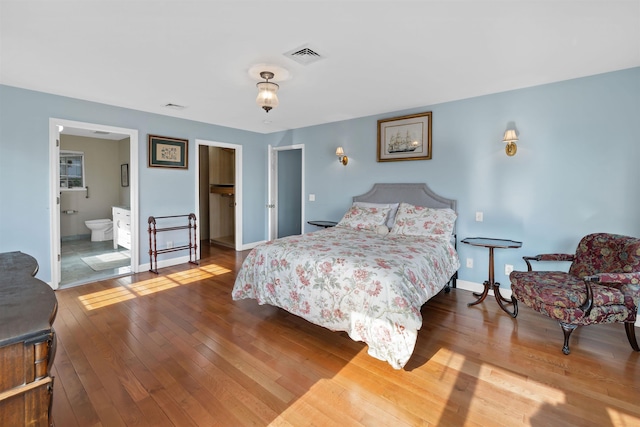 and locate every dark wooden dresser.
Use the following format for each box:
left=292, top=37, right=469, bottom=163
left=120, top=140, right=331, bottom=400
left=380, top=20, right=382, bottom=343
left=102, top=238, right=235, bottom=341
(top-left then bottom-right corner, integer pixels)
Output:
left=0, top=252, right=58, bottom=427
